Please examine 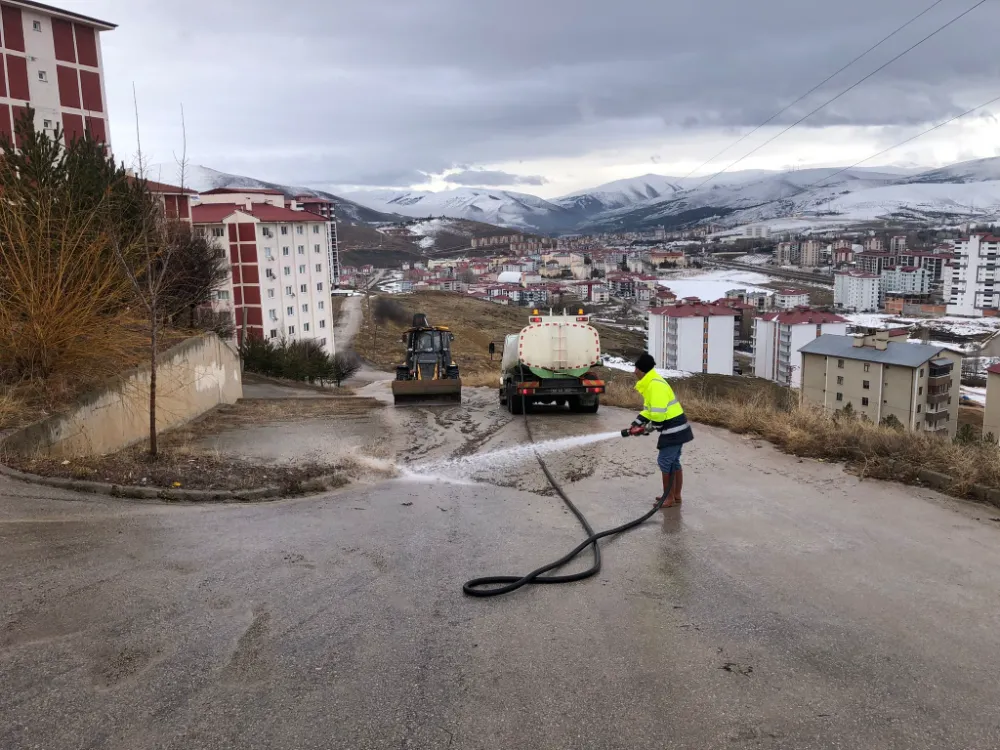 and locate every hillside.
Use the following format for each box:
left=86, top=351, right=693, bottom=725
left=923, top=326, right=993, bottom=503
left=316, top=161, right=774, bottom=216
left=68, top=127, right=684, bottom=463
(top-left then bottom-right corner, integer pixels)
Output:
left=146, top=163, right=403, bottom=225
left=344, top=159, right=1000, bottom=234
left=351, top=291, right=646, bottom=383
